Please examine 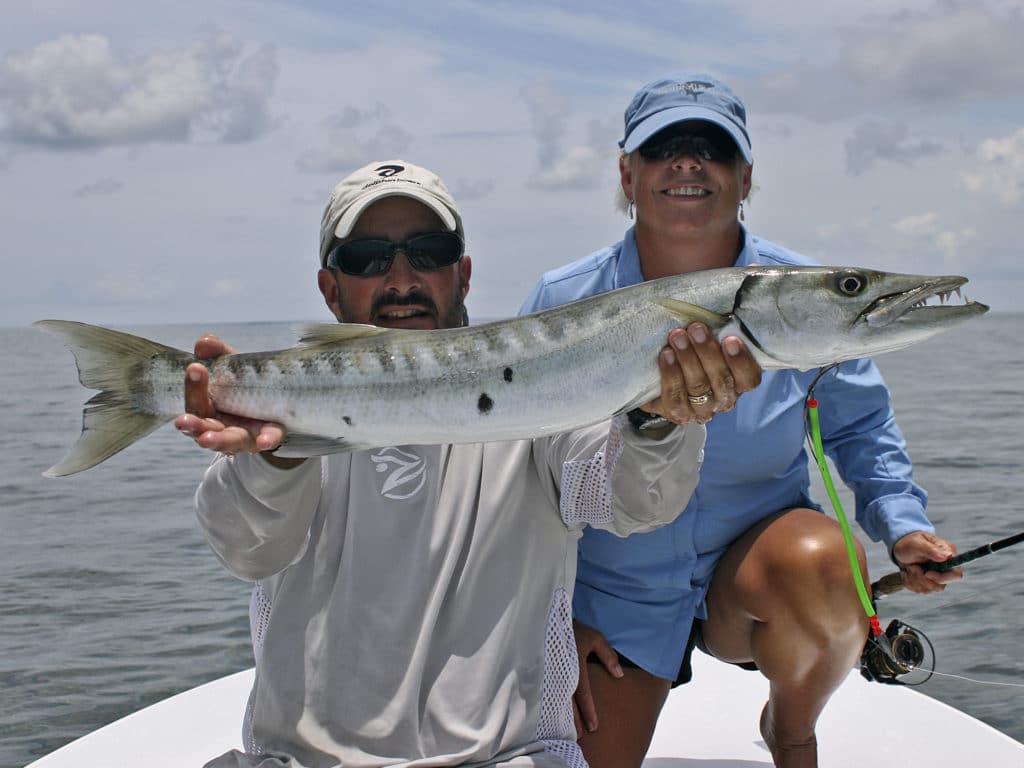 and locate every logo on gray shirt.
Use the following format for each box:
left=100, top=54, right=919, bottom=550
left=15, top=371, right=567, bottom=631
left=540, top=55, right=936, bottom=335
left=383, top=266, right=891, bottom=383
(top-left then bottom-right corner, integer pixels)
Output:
left=371, top=447, right=426, bottom=499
